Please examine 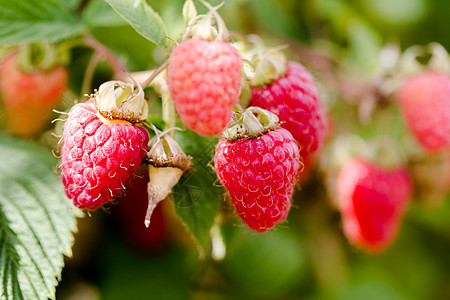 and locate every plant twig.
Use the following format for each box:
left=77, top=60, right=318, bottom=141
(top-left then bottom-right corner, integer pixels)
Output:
left=141, top=59, right=169, bottom=89
left=162, top=91, right=176, bottom=135
left=83, top=37, right=128, bottom=81
left=81, top=52, right=100, bottom=96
